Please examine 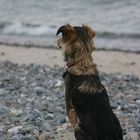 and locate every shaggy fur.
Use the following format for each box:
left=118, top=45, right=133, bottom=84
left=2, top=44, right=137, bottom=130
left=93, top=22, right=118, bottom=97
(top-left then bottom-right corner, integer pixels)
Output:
left=56, top=24, right=123, bottom=140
